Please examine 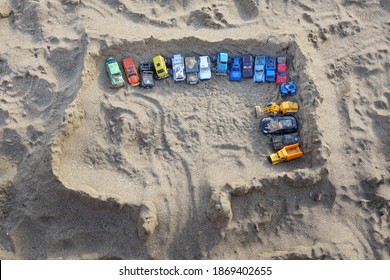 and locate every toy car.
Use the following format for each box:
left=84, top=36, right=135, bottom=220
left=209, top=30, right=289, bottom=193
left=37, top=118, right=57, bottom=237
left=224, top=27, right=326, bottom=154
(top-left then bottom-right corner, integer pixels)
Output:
left=216, top=52, right=228, bottom=75
left=253, top=55, right=266, bottom=83
left=105, top=57, right=125, bottom=88
left=280, top=81, right=297, bottom=95
left=122, top=57, right=140, bottom=86
left=185, top=56, right=199, bottom=84
left=268, top=143, right=302, bottom=165
left=229, top=56, right=242, bottom=81
left=199, top=56, right=211, bottom=80
left=242, top=54, right=254, bottom=78
left=276, top=57, right=287, bottom=85
left=139, top=62, right=155, bottom=88
left=271, top=132, right=300, bottom=150
left=261, top=115, right=298, bottom=135
left=265, top=56, right=276, bottom=82
left=153, top=55, right=169, bottom=80
left=172, top=54, right=186, bottom=82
